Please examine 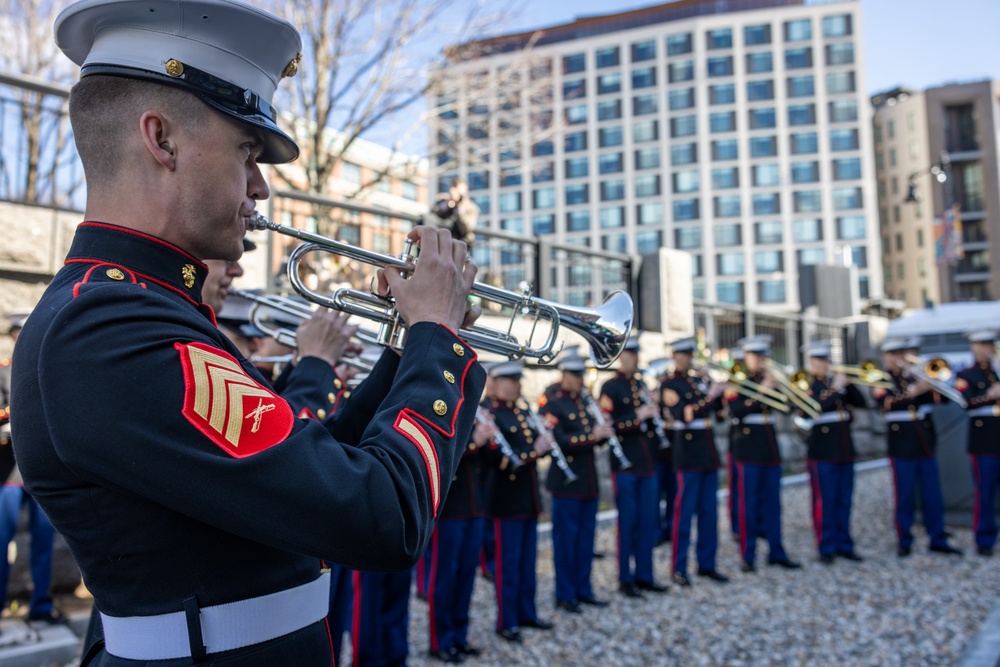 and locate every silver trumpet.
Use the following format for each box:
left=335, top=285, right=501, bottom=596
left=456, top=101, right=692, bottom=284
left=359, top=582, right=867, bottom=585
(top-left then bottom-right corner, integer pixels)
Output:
left=229, top=287, right=377, bottom=372
left=581, top=388, right=632, bottom=469
left=247, top=212, right=633, bottom=368
left=525, top=403, right=578, bottom=484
